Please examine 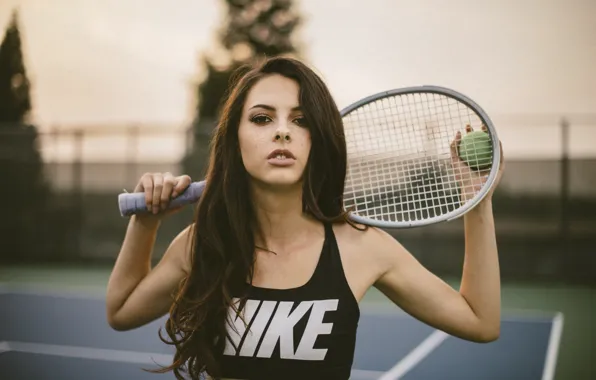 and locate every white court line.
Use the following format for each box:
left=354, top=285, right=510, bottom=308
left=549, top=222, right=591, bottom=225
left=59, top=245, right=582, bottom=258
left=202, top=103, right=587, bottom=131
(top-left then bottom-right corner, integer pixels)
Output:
left=0, top=341, right=173, bottom=365
left=350, top=369, right=385, bottom=380
left=541, top=312, right=565, bottom=380
left=378, top=330, right=449, bottom=380
left=0, top=341, right=10, bottom=354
